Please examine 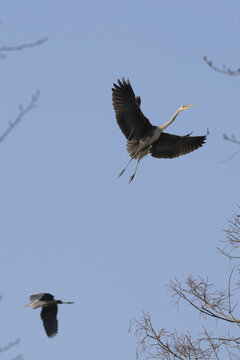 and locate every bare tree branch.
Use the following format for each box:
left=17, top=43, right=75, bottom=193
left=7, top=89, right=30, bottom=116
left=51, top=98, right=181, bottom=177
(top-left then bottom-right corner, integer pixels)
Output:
left=169, top=275, right=240, bottom=325
left=218, top=210, right=240, bottom=260
left=223, top=134, right=240, bottom=146
left=0, top=91, right=40, bottom=143
left=203, top=56, right=240, bottom=76
left=0, top=339, right=20, bottom=354
left=129, top=312, right=240, bottom=360
left=0, top=37, right=48, bottom=58
left=131, top=207, right=240, bottom=359
left=219, top=148, right=240, bottom=164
